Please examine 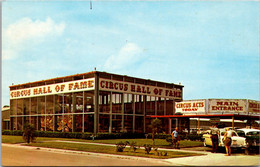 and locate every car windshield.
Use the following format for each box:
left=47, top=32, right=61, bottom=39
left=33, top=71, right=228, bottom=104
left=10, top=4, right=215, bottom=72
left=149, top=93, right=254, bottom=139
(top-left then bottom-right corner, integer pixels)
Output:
left=236, top=130, right=246, bottom=137
left=246, top=131, right=260, bottom=136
